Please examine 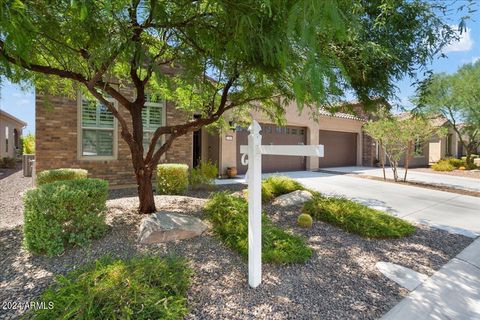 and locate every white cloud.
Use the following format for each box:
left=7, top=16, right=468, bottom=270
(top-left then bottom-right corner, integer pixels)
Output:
left=443, top=27, right=474, bottom=53
left=472, top=56, right=480, bottom=63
